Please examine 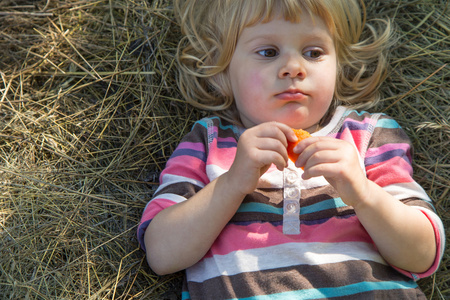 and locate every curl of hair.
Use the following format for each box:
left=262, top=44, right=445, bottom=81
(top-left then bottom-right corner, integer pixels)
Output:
left=174, top=0, right=395, bottom=124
